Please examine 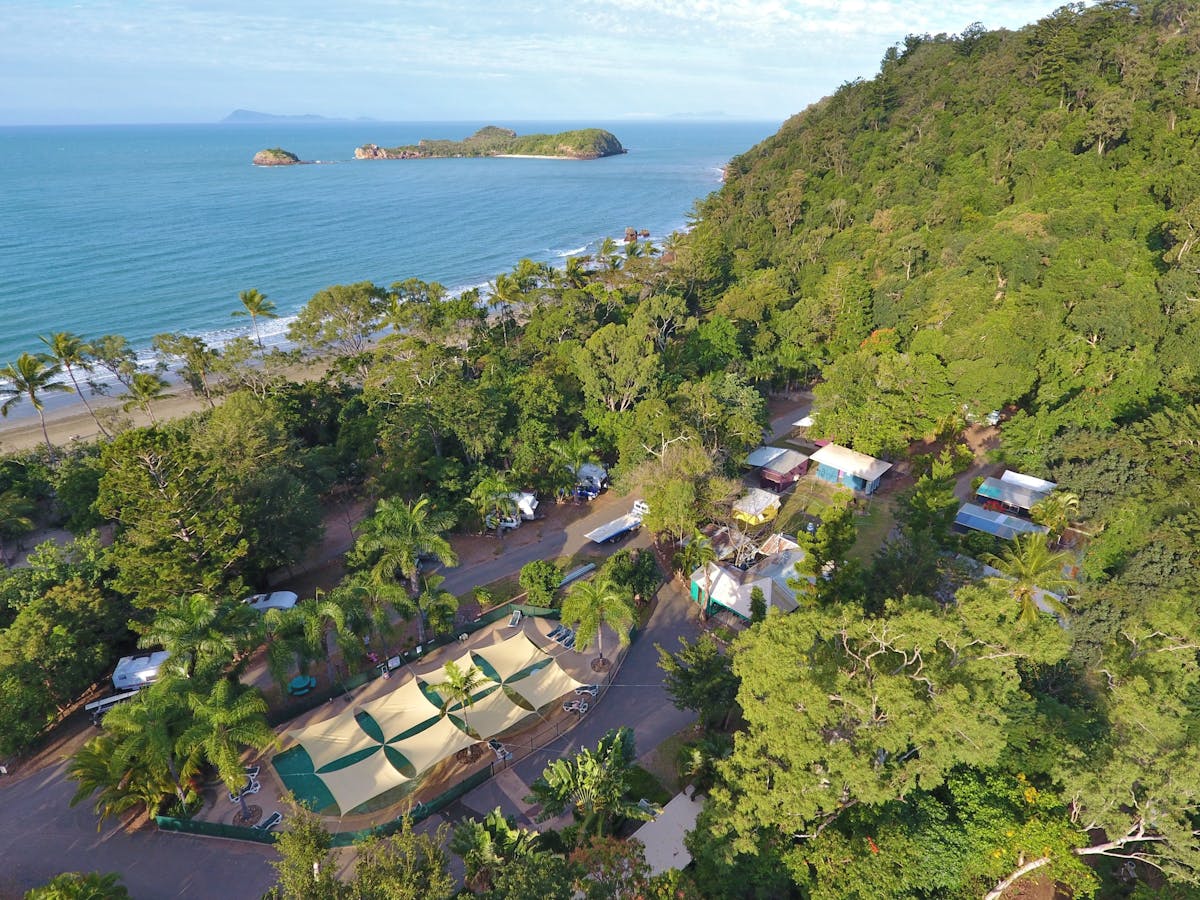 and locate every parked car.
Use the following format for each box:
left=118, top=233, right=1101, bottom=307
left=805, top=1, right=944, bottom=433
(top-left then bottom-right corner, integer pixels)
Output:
left=243, top=590, right=299, bottom=613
